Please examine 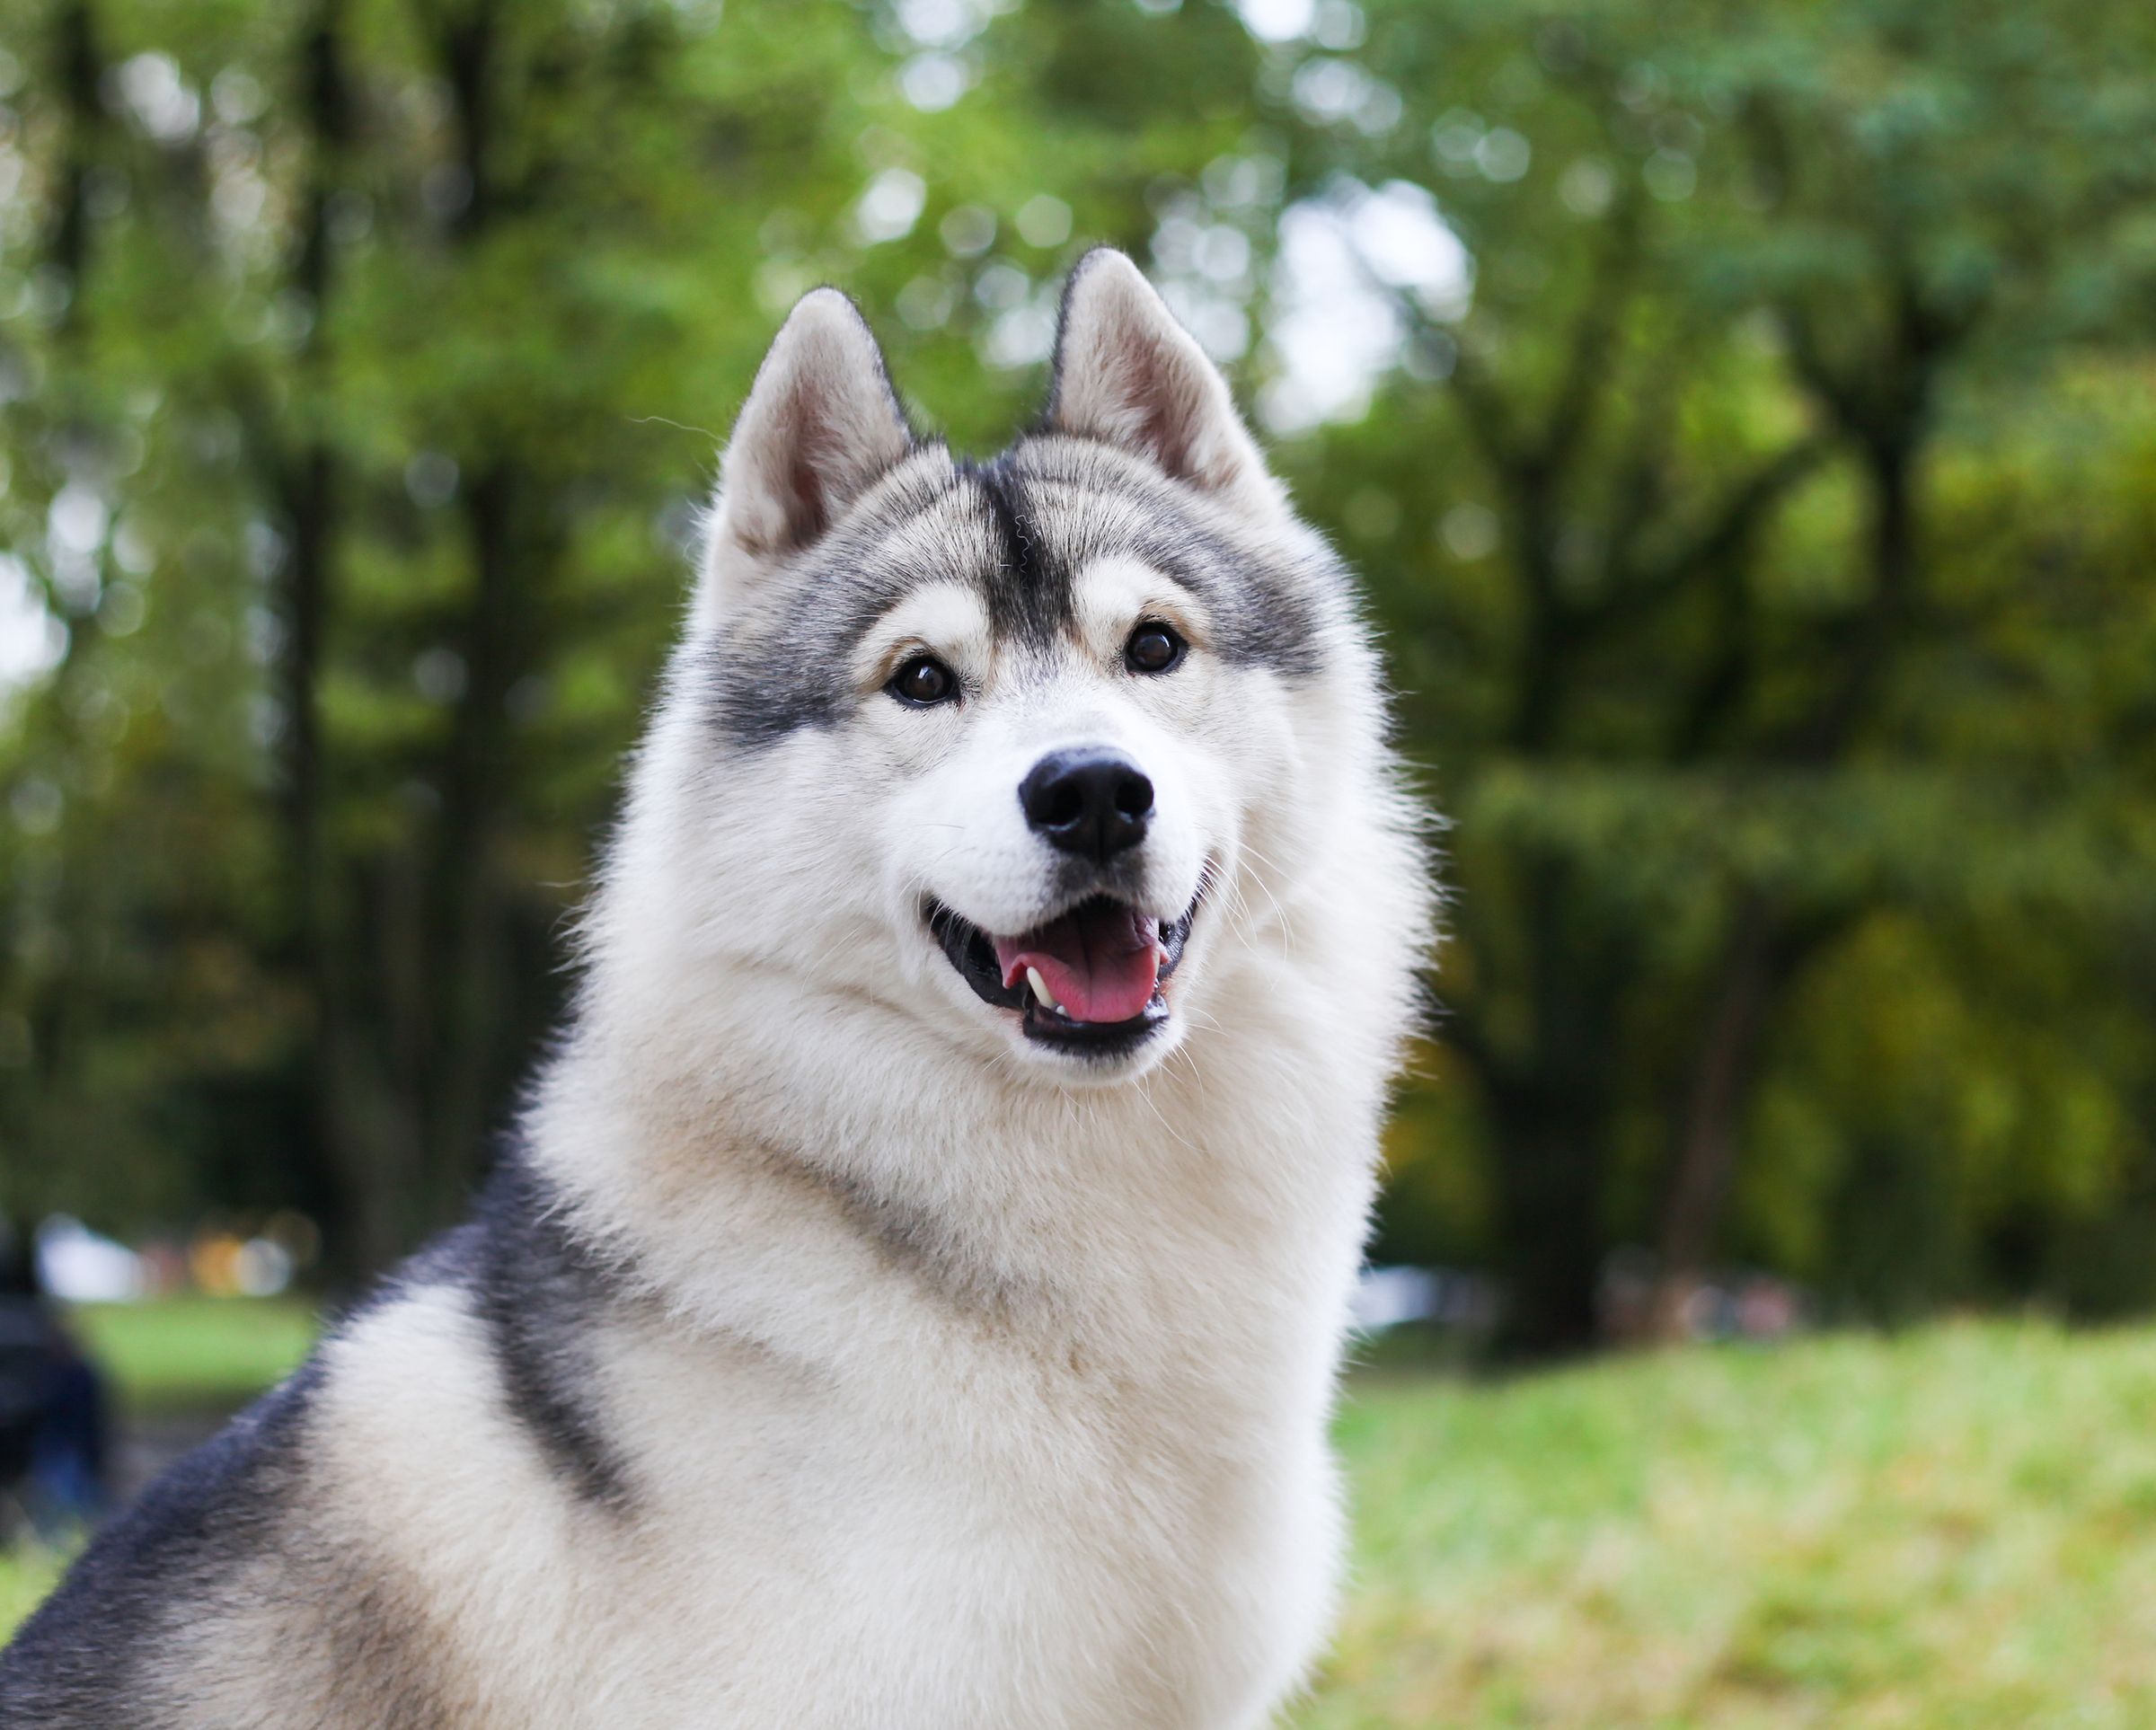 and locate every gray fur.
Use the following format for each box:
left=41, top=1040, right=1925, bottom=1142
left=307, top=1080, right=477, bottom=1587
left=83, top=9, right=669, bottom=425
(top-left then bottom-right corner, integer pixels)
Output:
left=0, top=1356, right=456, bottom=1730
left=466, top=1156, right=636, bottom=1508
left=0, top=1367, right=321, bottom=1725
left=0, top=1159, right=617, bottom=1726
left=706, top=437, right=1331, bottom=753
